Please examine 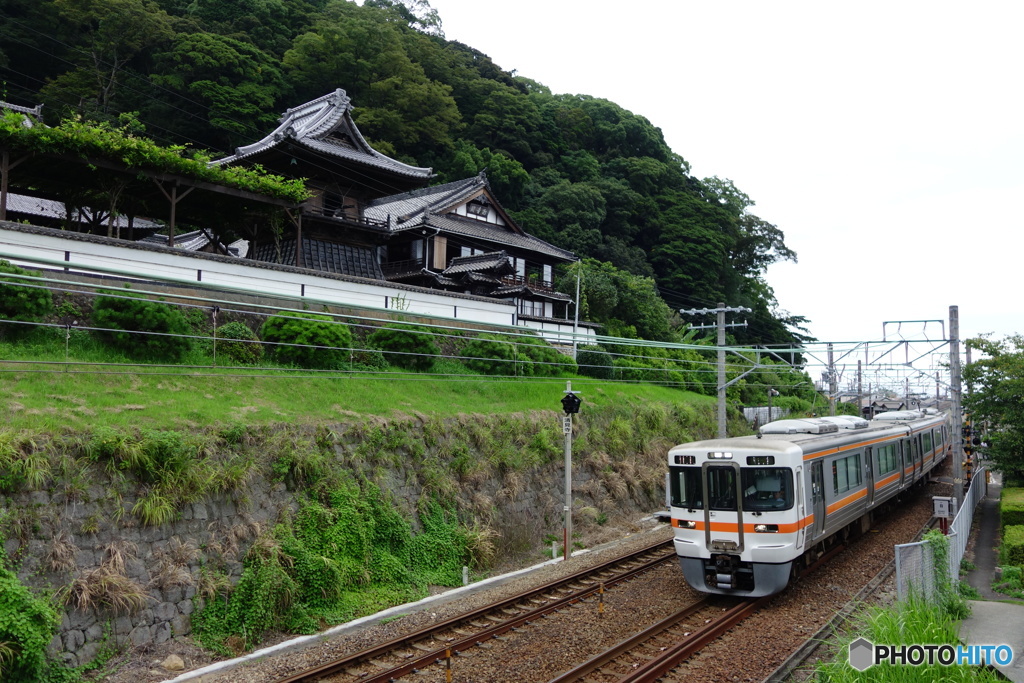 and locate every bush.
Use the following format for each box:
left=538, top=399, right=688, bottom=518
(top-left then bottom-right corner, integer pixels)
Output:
left=460, top=334, right=518, bottom=375
left=0, top=564, right=59, bottom=681
left=216, top=321, right=264, bottom=365
left=1003, top=525, right=1024, bottom=565
left=366, top=324, right=438, bottom=371
left=0, top=259, right=52, bottom=336
left=260, top=311, right=350, bottom=369
left=517, top=336, right=576, bottom=376
left=91, top=292, right=192, bottom=360
left=577, top=345, right=613, bottom=379
left=1002, top=488, right=1024, bottom=529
